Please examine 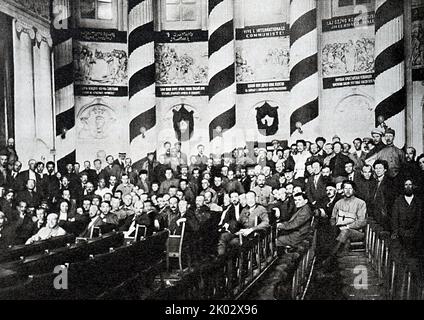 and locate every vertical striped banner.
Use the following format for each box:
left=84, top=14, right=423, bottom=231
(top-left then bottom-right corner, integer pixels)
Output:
left=51, top=0, right=76, bottom=173
left=128, top=0, right=157, bottom=167
left=289, top=0, right=319, bottom=138
left=374, top=0, right=405, bottom=146
left=208, top=0, right=237, bottom=156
